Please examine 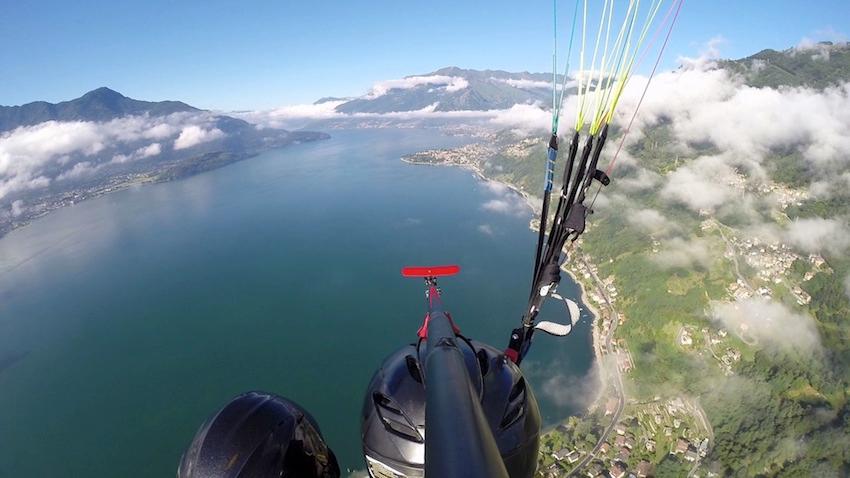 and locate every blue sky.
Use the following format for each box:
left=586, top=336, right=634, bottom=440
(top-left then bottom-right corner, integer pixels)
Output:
left=1, top=1, right=847, bottom=110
